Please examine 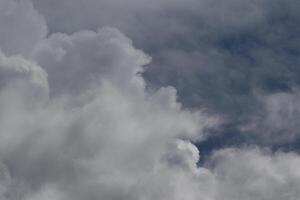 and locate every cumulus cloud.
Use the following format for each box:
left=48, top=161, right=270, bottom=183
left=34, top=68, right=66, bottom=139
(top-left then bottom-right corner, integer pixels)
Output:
left=30, top=0, right=300, bottom=143
left=1, top=0, right=300, bottom=199
left=211, top=148, right=300, bottom=200
left=31, top=28, right=150, bottom=95
left=0, top=0, right=217, bottom=198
